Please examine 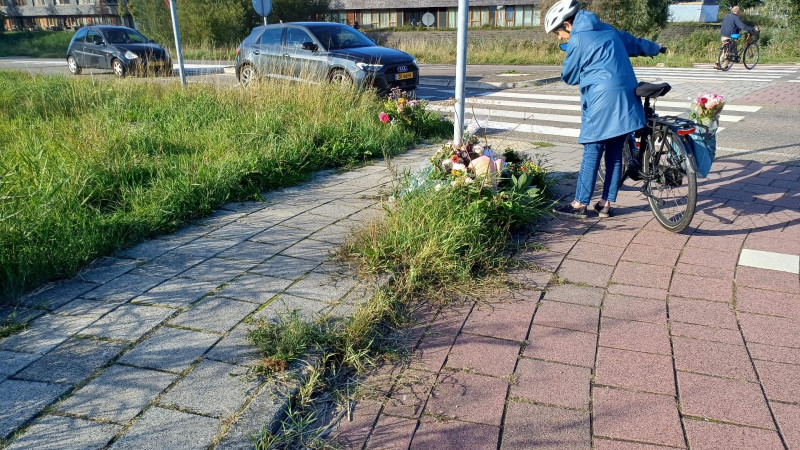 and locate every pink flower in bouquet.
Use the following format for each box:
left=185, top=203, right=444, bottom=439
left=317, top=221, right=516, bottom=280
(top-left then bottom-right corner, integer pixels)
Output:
left=690, top=93, right=725, bottom=126
left=379, top=112, right=390, bottom=123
